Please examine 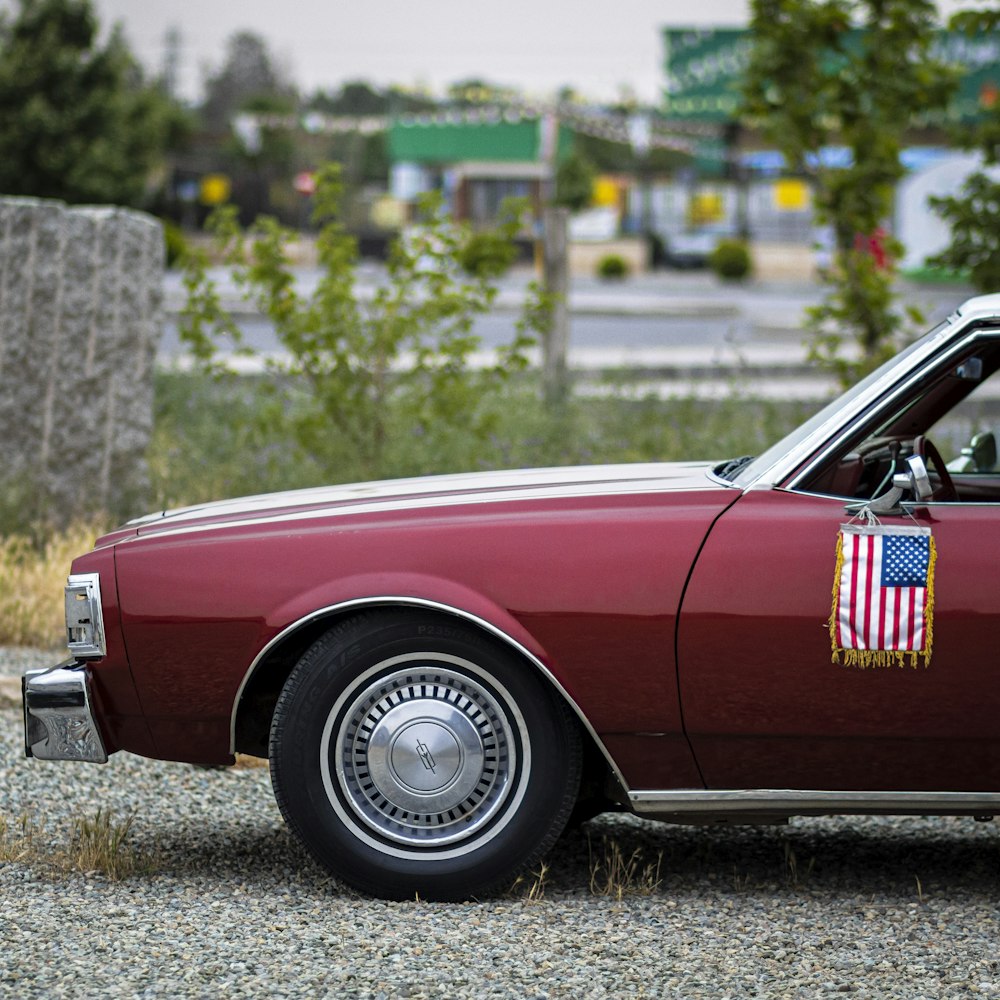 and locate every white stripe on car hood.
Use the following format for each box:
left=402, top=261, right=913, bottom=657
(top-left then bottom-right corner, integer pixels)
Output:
left=130, top=462, right=720, bottom=537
